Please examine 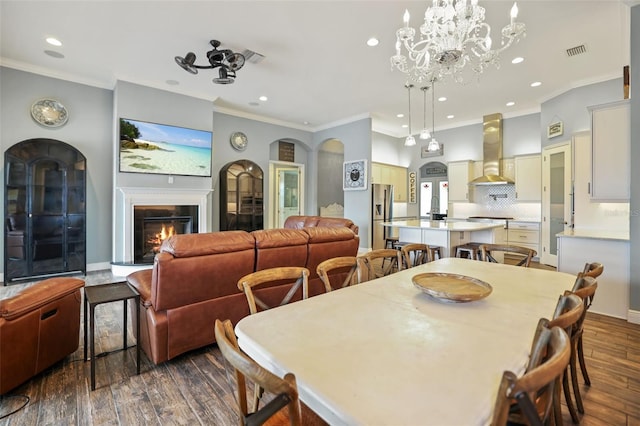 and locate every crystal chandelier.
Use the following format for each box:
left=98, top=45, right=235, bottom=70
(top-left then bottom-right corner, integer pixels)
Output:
left=390, top=1, right=526, bottom=84
left=404, top=84, right=416, bottom=146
